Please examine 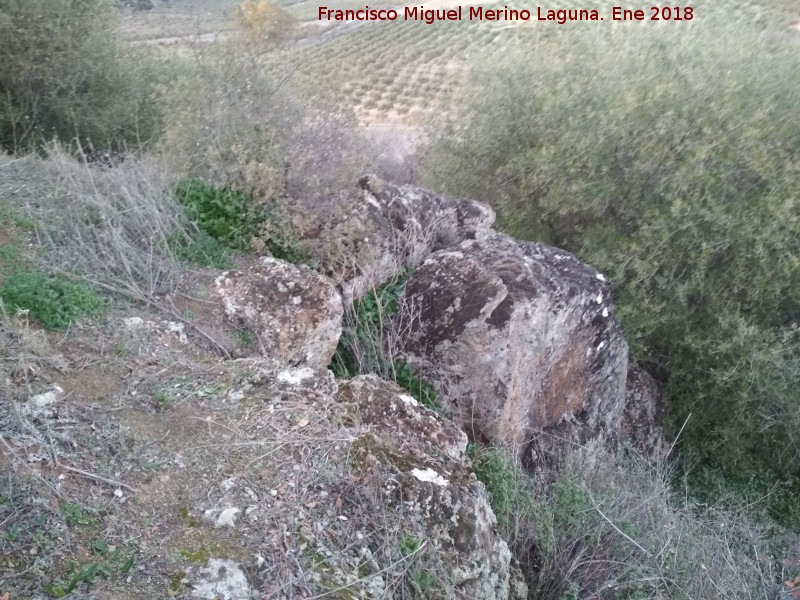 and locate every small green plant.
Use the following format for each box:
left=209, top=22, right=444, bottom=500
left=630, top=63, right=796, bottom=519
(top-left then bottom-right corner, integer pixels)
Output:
left=44, top=543, right=134, bottom=598
left=329, top=270, right=441, bottom=411
left=45, top=562, right=110, bottom=598
left=398, top=533, right=421, bottom=557
left=0, top=270, right=103, bottom=329
left=393, top=361, right=438, bottom=412
left=173, top=178, right=309, bottom=265
left=153, top=391, right=171, bottom=409
left=88, top=538, right=109, bottom=556
left=467, top=443, right=540, bottom=536
left=412, top=570, right=435, bottom=598
left=60, top=502, right=96, bottom=528
left=232, top=328, right=255, bottom=350
left=178, top=506, right=199, bottom=527
left=330, top=269, right=411, bottom=379
left=4, top=523, right=21, bottom=542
